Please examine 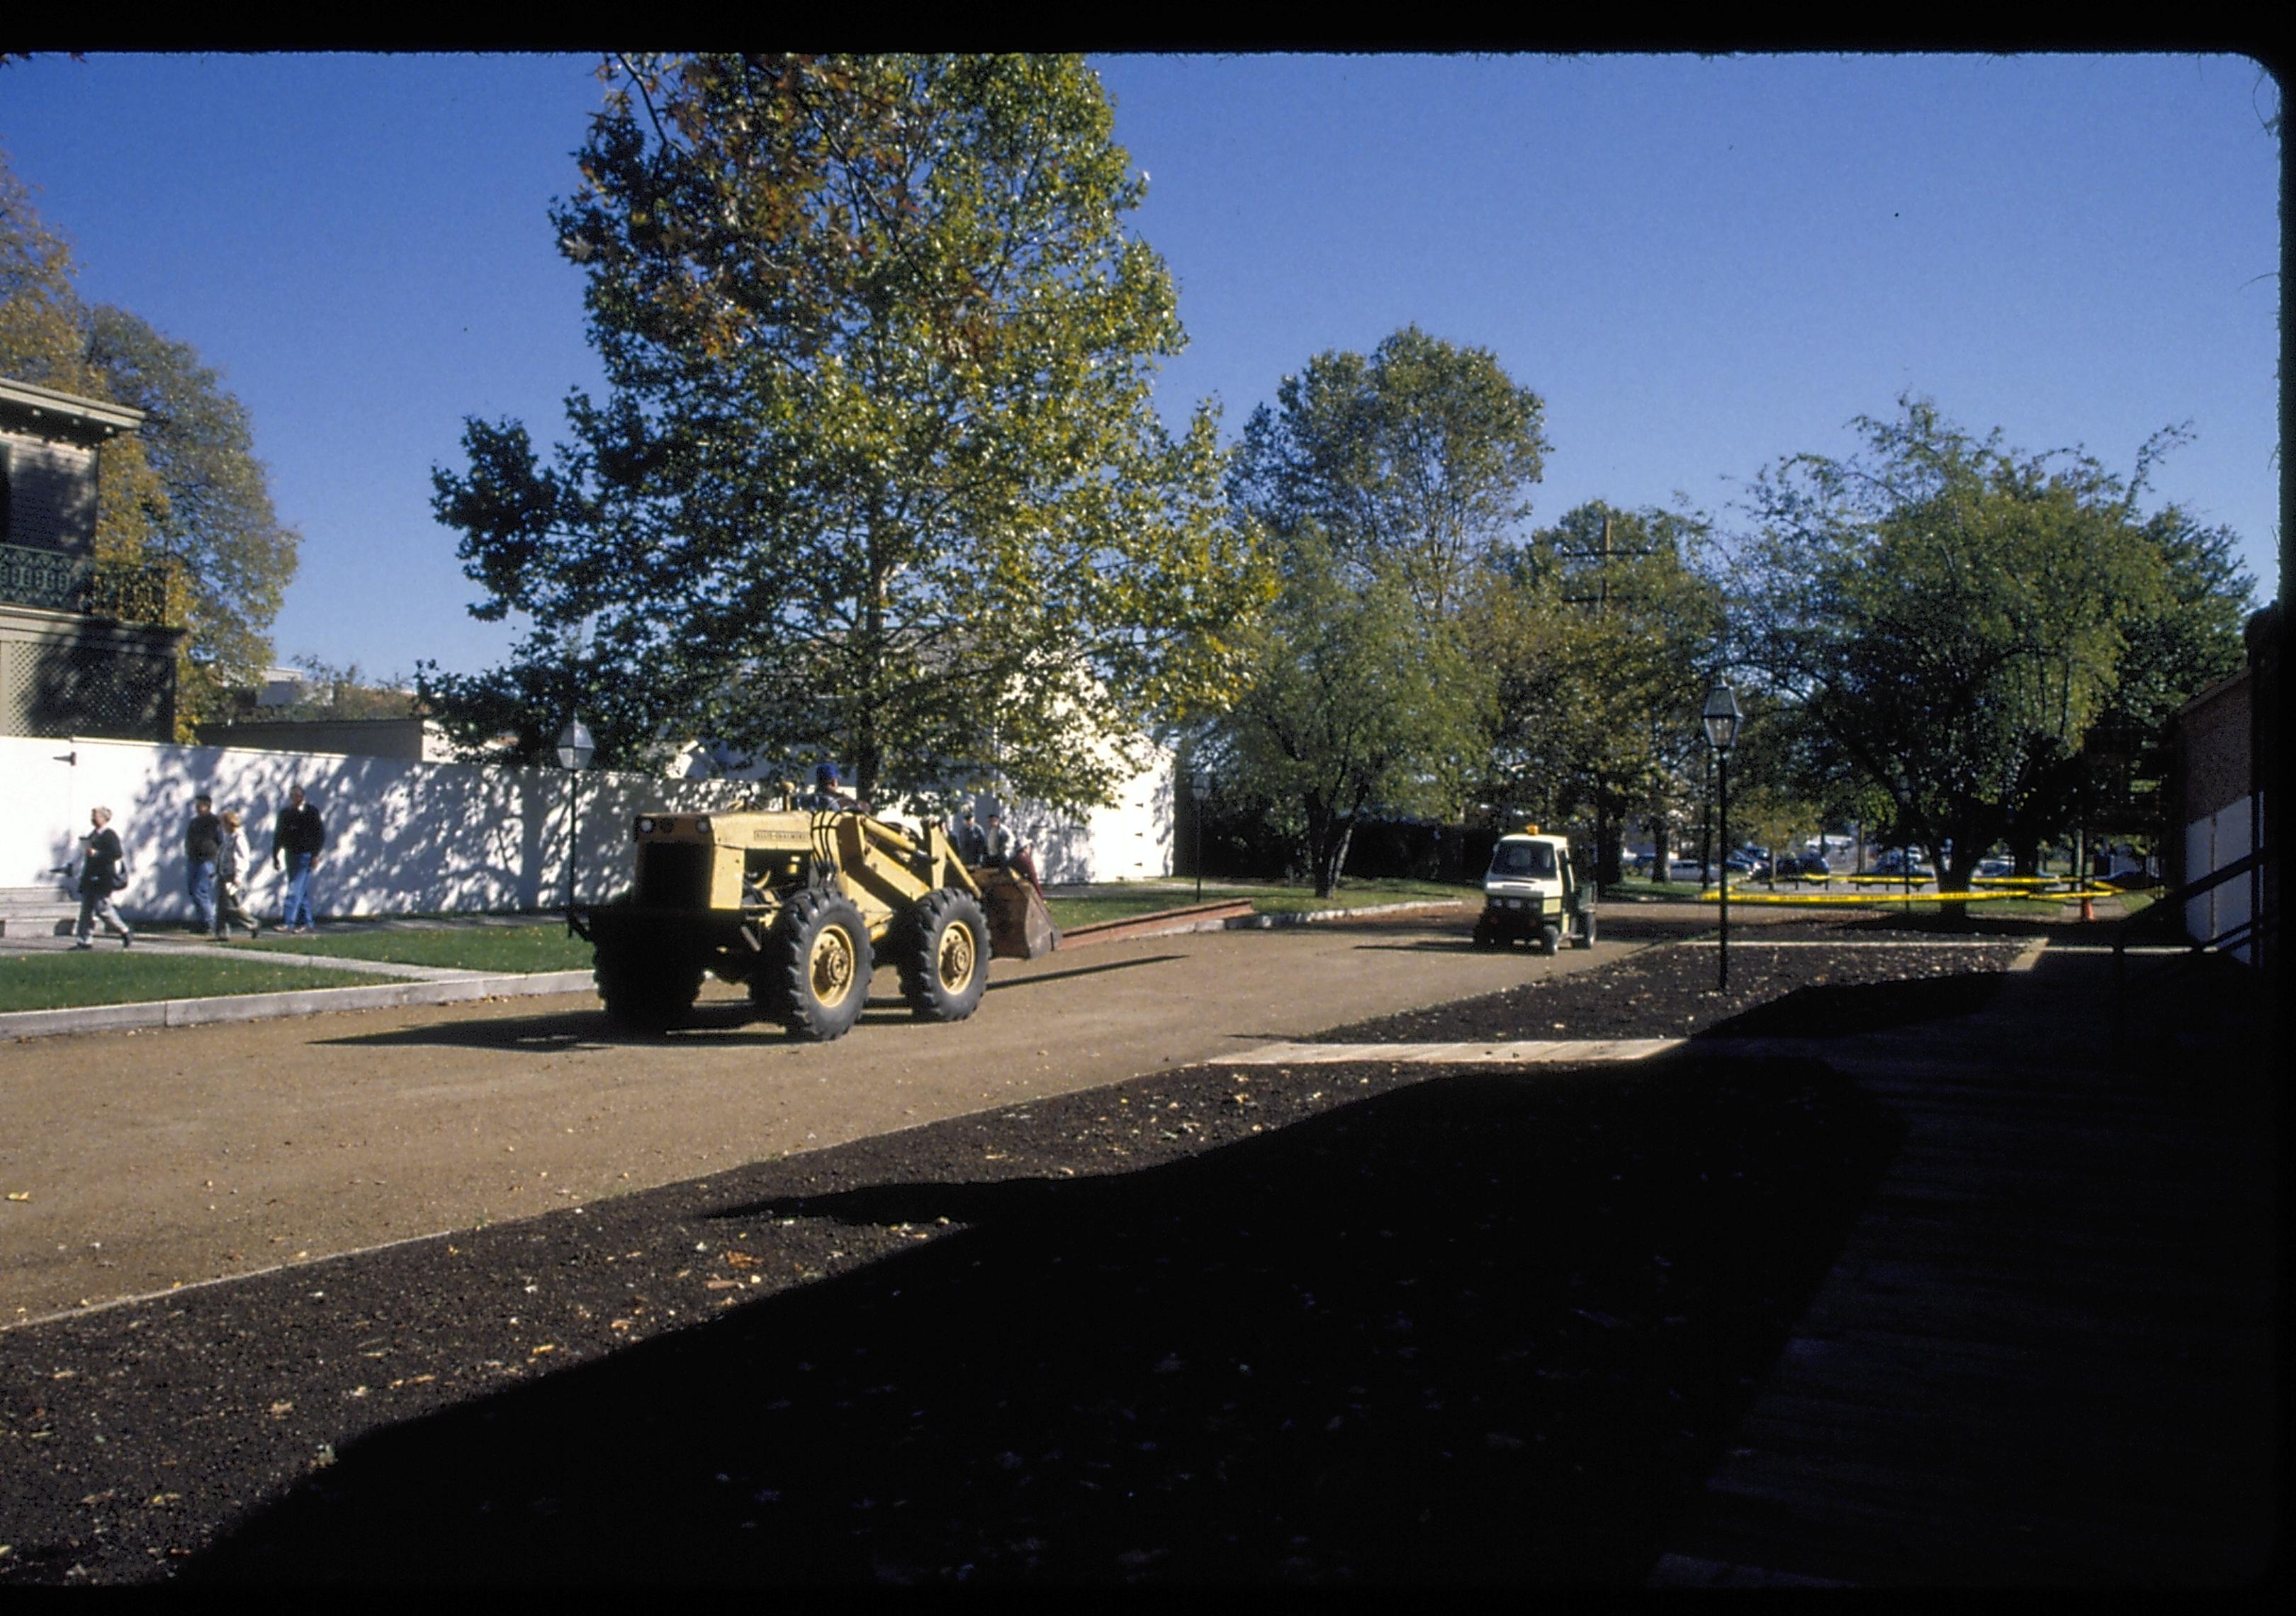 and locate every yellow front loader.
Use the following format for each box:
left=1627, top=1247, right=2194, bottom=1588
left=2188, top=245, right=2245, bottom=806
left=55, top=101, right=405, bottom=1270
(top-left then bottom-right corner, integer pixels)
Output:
left=570, top=806, right=1059, bottom=1041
